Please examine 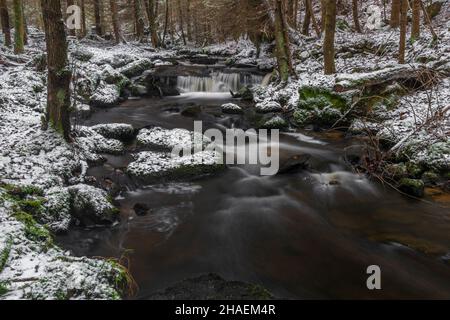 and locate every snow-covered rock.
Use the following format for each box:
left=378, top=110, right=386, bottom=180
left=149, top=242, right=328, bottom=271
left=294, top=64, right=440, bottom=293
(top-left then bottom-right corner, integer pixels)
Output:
left=91, top=123, right=135, bottom=142
left=68, top=184, right=119, bottom=225
left=137, top=127, right=208, bottom=150
left=221, top=103, right=243, bottom=114
left=75, top=126, right=125, bottom=163
left=118, top=59, right=153, bottom=78
left=261, top=115, right=288, bottom=130
left=89, top=83, right=121, bottom=108
left=127, top=151, right=224, bottom=181
left=255, top=100, right=283, bottom=113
